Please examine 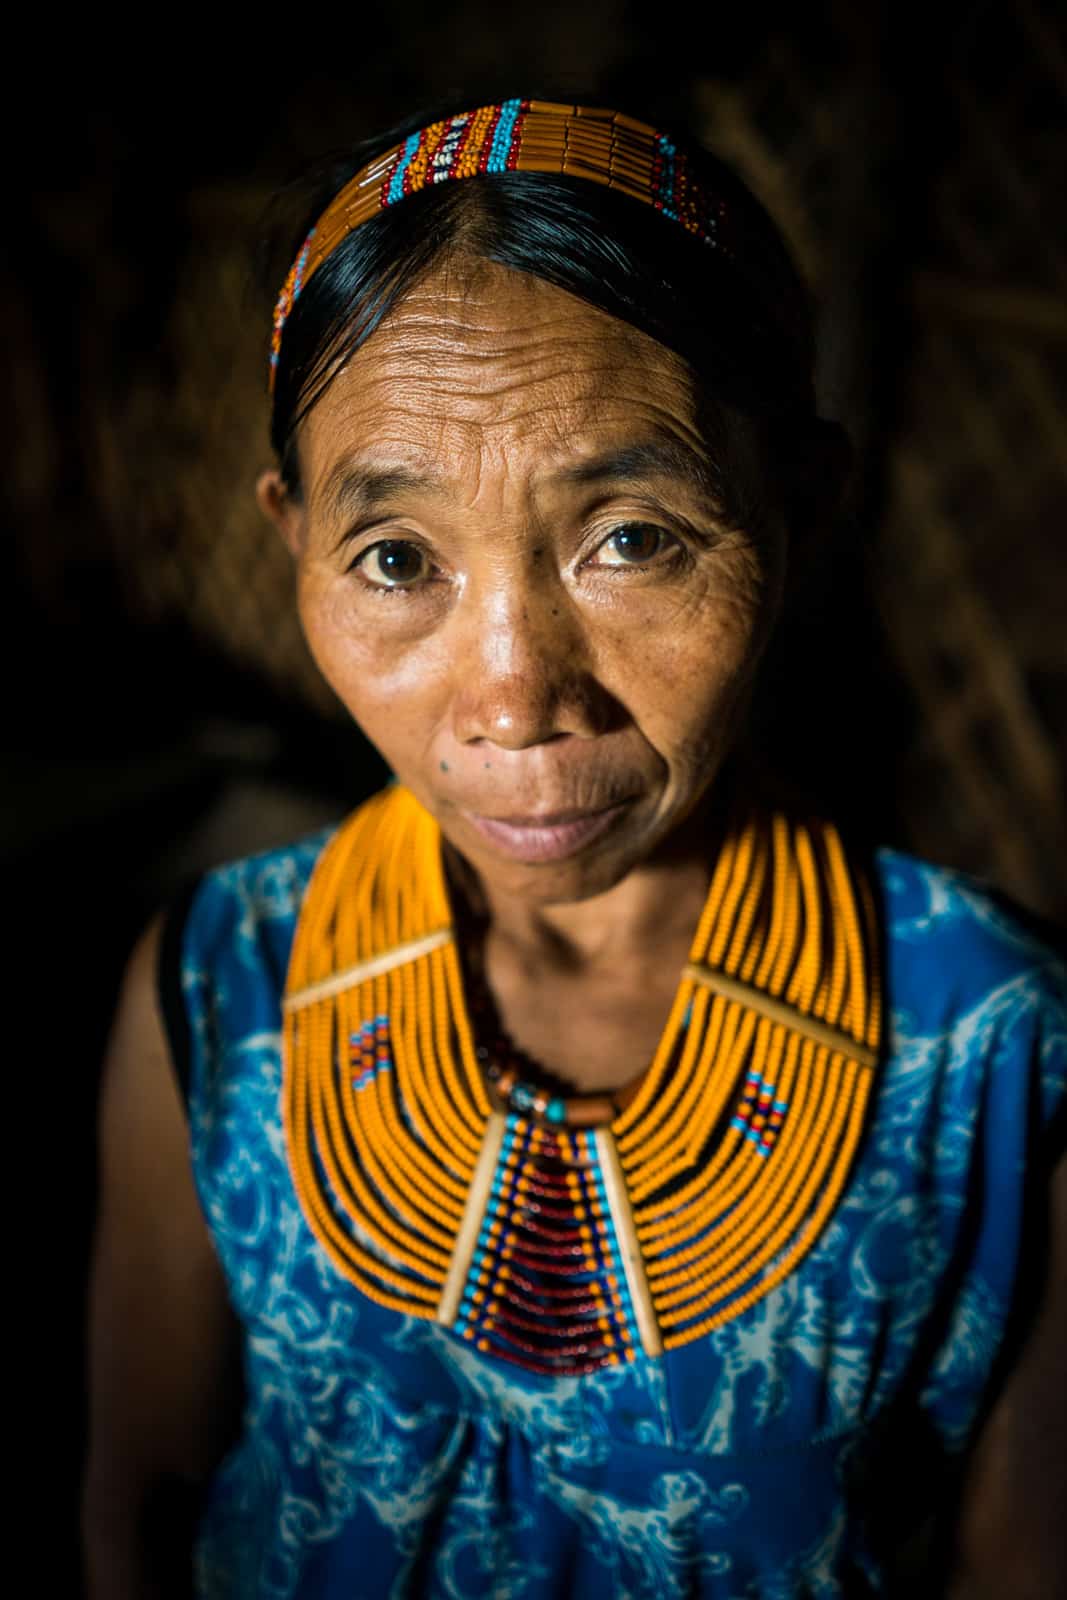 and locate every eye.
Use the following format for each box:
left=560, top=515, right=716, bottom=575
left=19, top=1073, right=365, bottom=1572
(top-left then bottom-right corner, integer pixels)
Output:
left=594, top=522, right=678, bottom=567
left=354, top=539, right=430, bottom=589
